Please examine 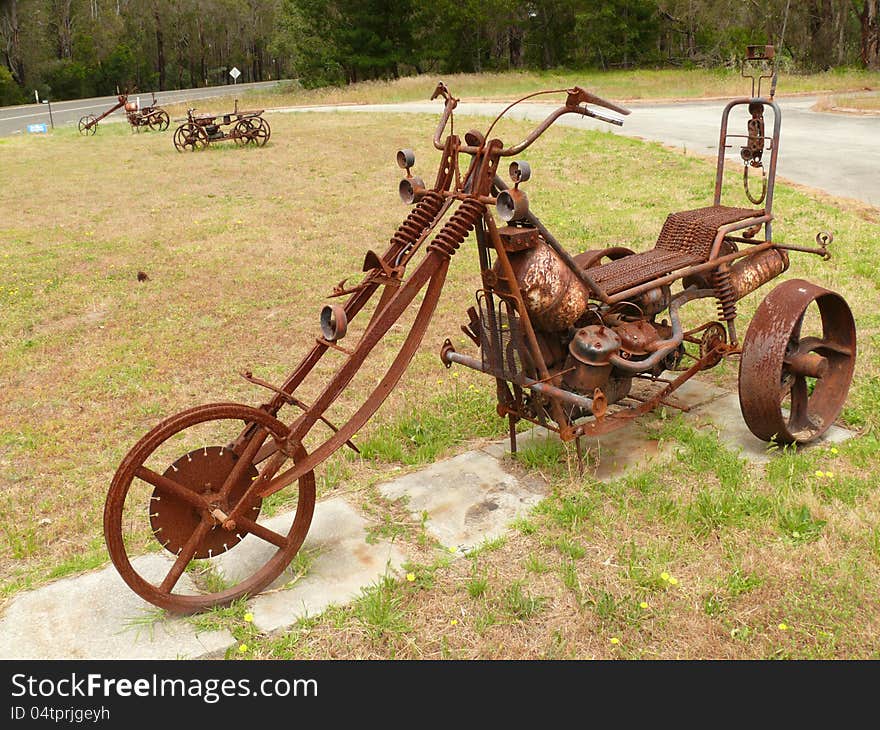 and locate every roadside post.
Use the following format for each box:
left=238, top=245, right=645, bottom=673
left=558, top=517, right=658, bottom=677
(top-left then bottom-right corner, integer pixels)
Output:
left=41, top=98, right=54, bottom=129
